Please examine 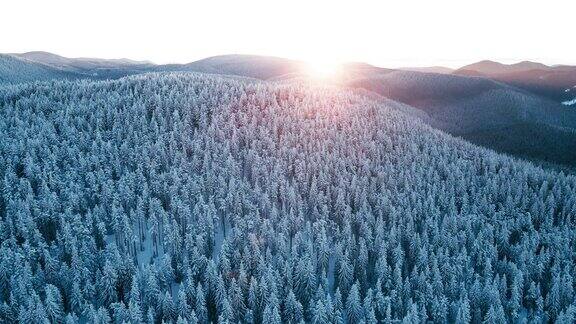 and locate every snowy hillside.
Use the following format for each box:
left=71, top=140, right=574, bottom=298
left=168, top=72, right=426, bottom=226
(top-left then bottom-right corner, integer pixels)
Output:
left=0, top=54, right=80, bottom=84
left=0, top=73, right=575, bottom=323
